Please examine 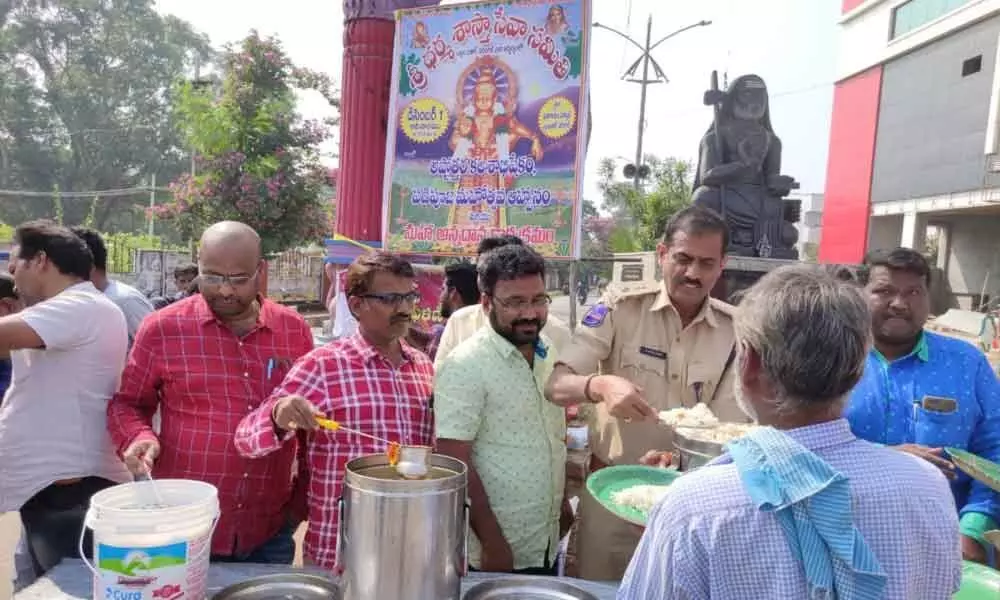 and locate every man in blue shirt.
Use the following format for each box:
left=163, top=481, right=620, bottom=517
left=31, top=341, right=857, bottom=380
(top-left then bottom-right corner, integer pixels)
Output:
left=846, top=247, right=1000, bottom=564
